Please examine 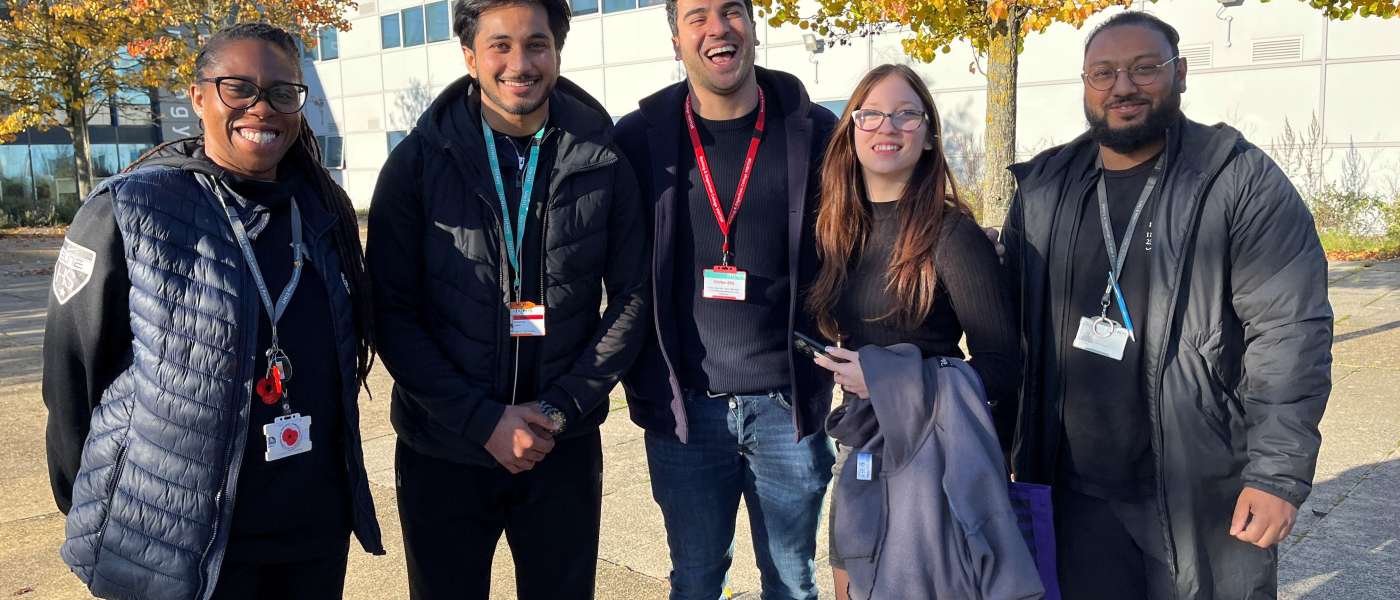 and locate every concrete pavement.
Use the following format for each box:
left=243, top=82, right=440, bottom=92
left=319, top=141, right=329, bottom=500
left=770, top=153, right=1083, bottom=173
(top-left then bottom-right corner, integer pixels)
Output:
left=1, top=232, right=1396, bottom=599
